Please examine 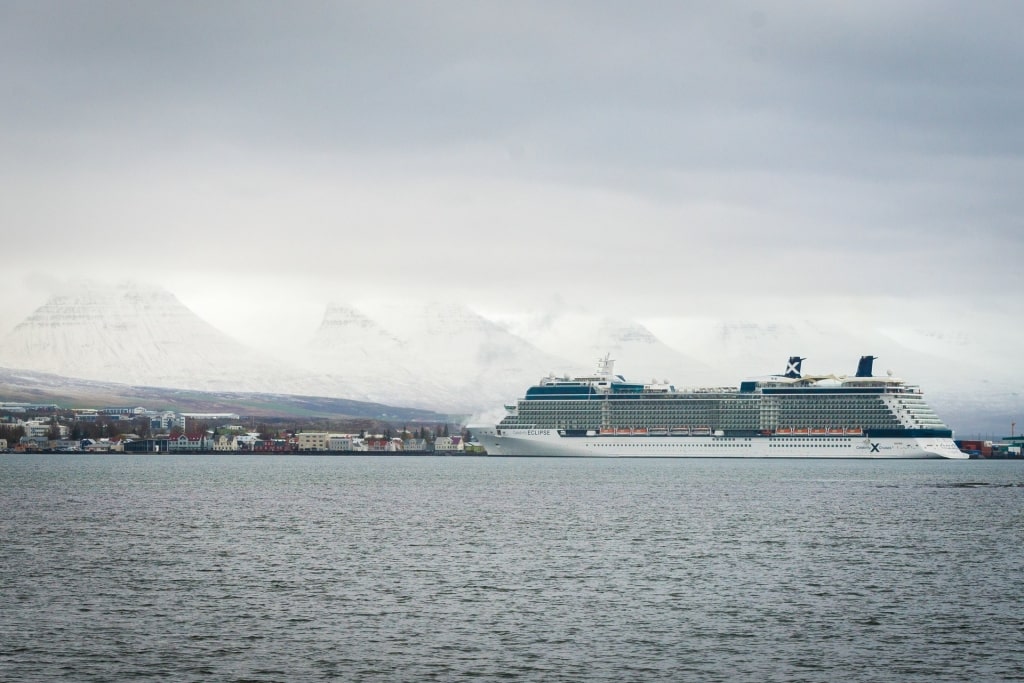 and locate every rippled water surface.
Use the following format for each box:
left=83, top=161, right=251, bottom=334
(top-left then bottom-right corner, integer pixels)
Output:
left=2, top=454, right=1023, bottom=682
